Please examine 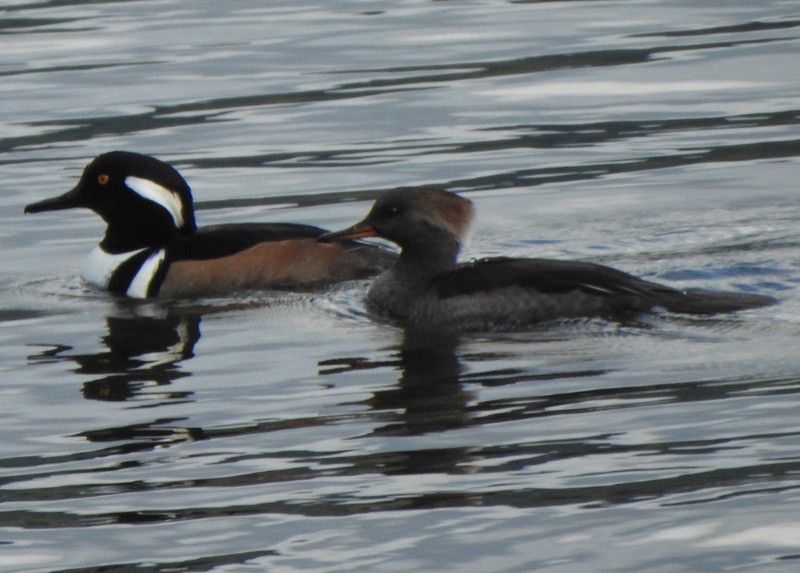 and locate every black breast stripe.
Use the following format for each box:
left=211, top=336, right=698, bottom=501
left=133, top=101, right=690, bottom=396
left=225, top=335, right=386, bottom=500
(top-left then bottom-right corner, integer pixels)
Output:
left=147, top=253, right=171, bottom=297
left=107, top=248, right=160, bottom=295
